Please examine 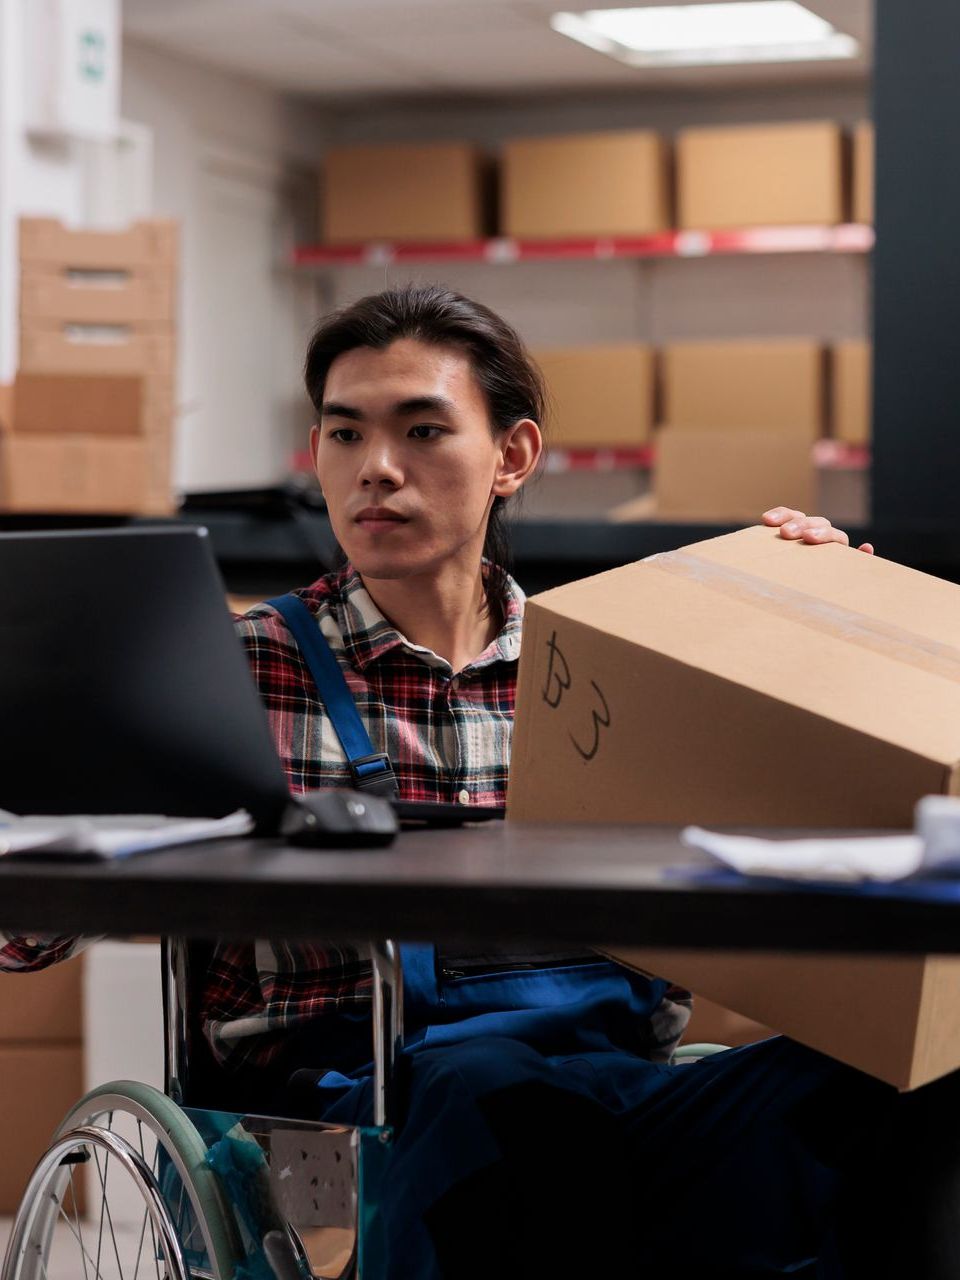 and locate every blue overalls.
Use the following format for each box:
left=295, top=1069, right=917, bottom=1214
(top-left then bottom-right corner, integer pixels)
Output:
left=266, top=594, right=886, bottom=1279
